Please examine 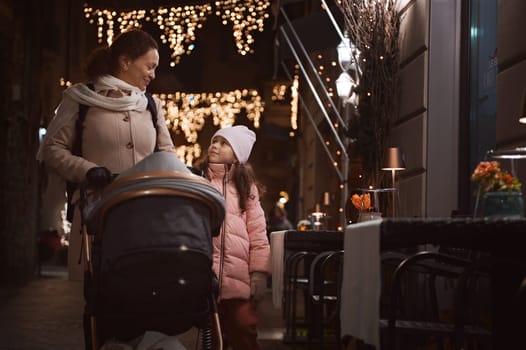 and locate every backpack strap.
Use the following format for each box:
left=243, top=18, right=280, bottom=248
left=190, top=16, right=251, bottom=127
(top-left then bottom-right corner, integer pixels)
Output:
left=71, top=83, right=93, bottom=158
left=145, top=92, right=159, bottom=152
left=65, top=83, right=93, bottom=222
